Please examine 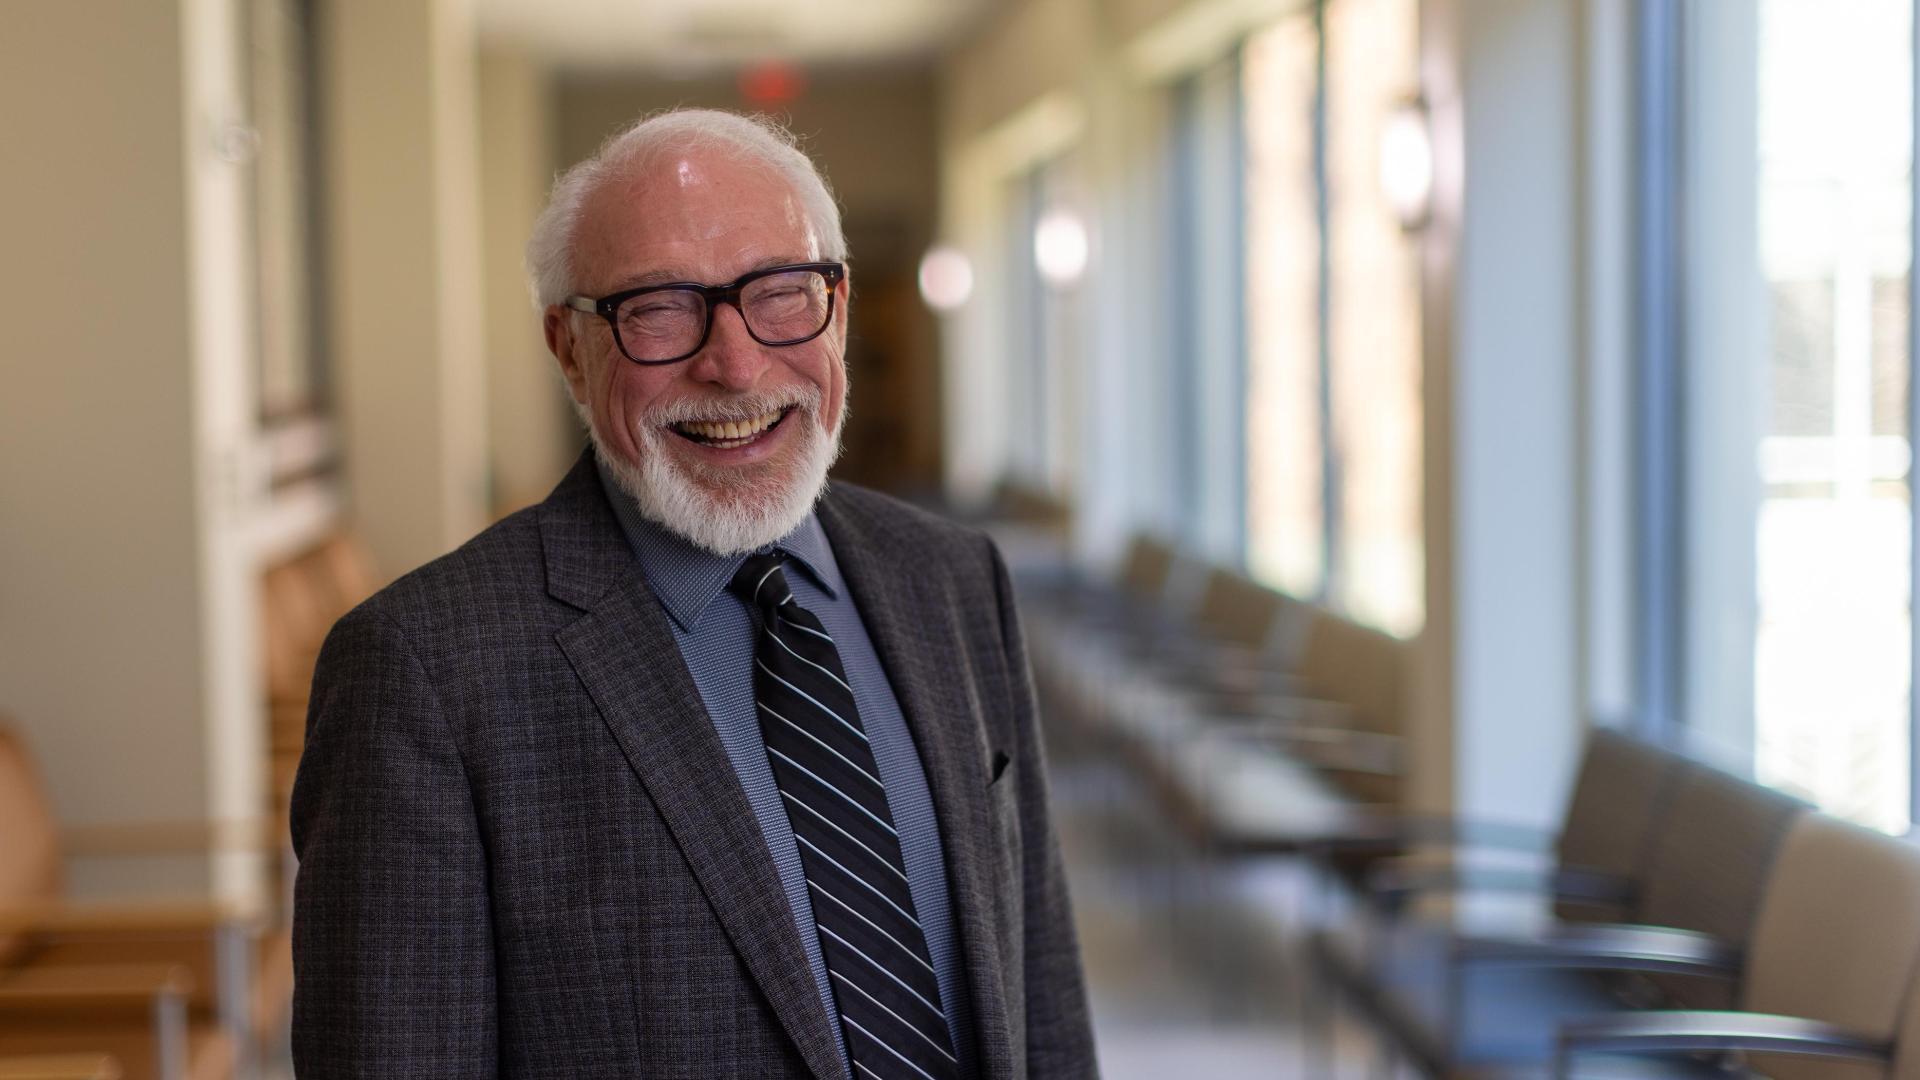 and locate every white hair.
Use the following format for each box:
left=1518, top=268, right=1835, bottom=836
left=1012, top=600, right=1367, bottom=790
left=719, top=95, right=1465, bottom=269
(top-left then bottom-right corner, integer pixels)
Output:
left=525, top=108, right=847, bottom=310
